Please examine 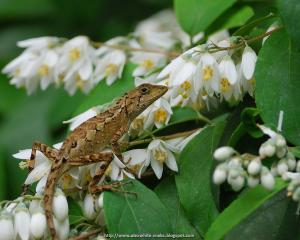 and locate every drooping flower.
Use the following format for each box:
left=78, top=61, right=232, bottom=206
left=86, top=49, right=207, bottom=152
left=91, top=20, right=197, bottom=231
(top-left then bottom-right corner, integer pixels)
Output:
left=55, top=36, right=95, bottom=95
left=0, top=212, right=14, bottom=240
left=93, top=49, right=126, bottom=85
left=241, top=46, right=257, bottom=80
left=131, top=51, right=166, bottom=77
left=14, top=203, right=31, bottom=240
left=30, top=210, right=47, bottom=239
